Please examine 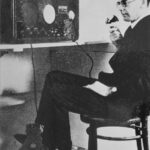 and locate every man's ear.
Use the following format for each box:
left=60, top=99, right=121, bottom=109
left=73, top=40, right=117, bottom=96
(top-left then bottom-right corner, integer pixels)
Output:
left=144, top=0, right=149, bottom=6
left=141, top=0, right=148, bottom=8
left=147, top=0, right=150, bottom=6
